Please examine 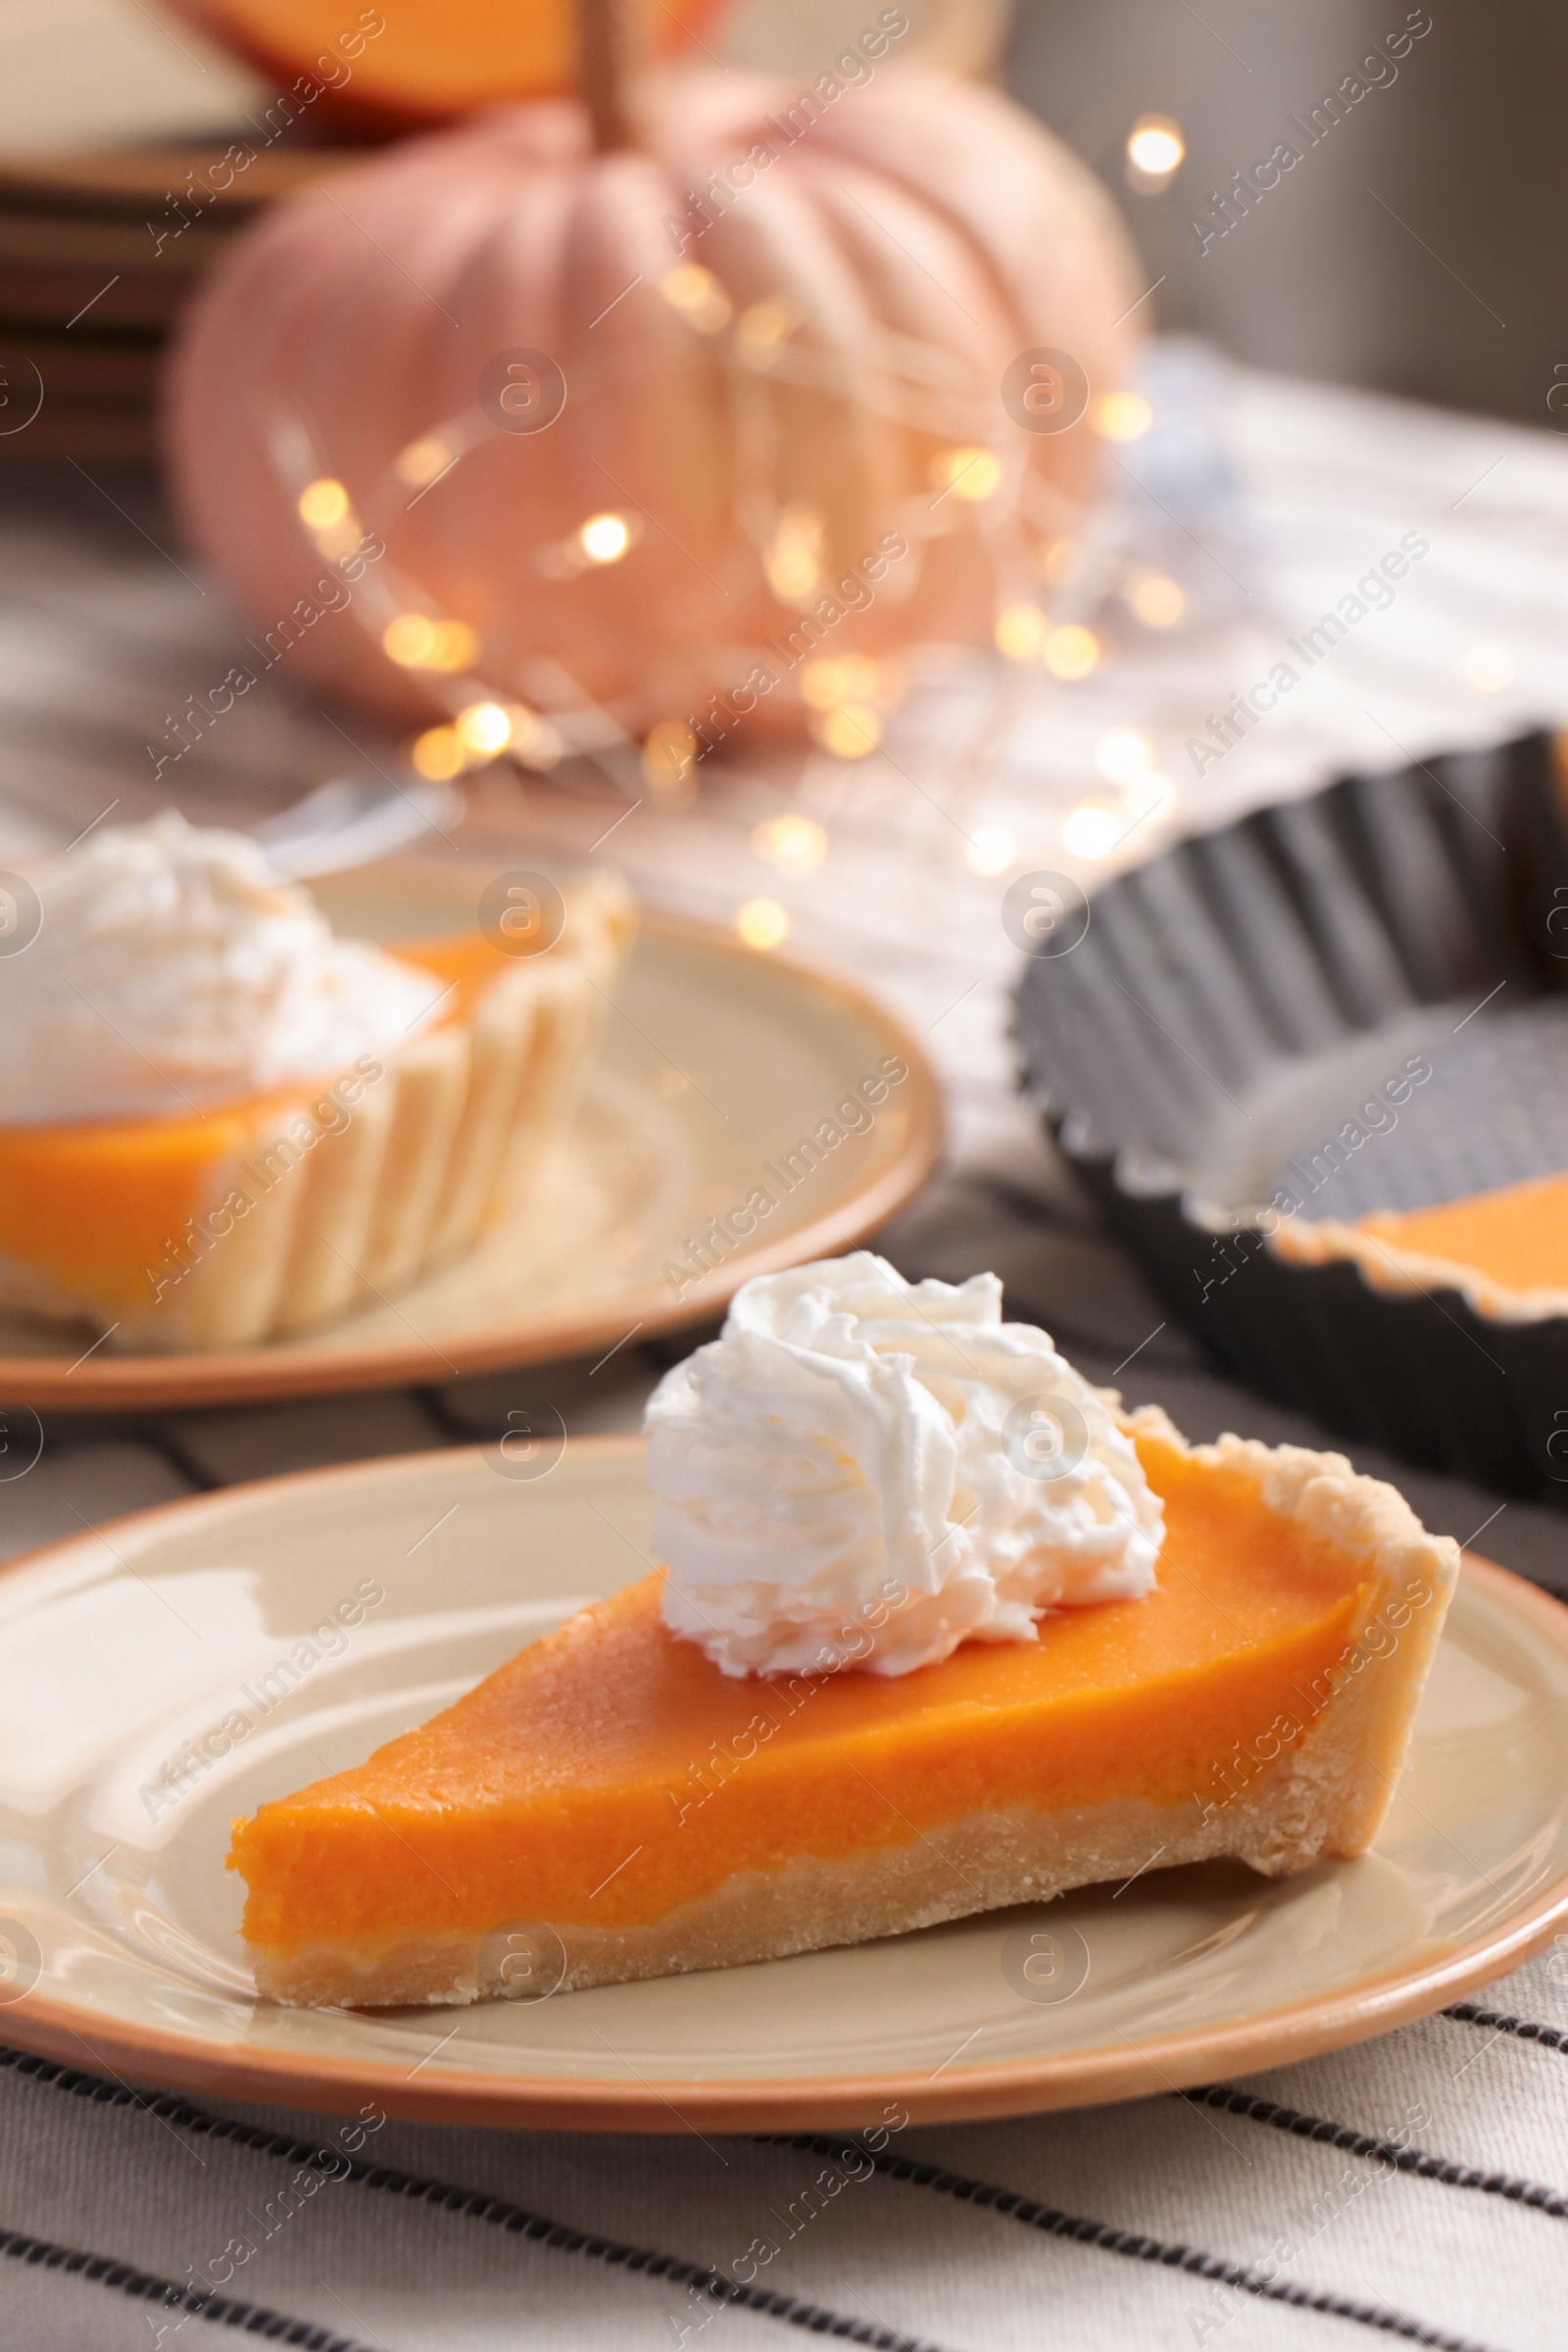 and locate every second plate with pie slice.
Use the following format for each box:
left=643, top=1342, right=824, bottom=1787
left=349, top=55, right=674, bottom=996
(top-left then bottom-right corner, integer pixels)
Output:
left=0, top=873, right=940, bottom=1411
